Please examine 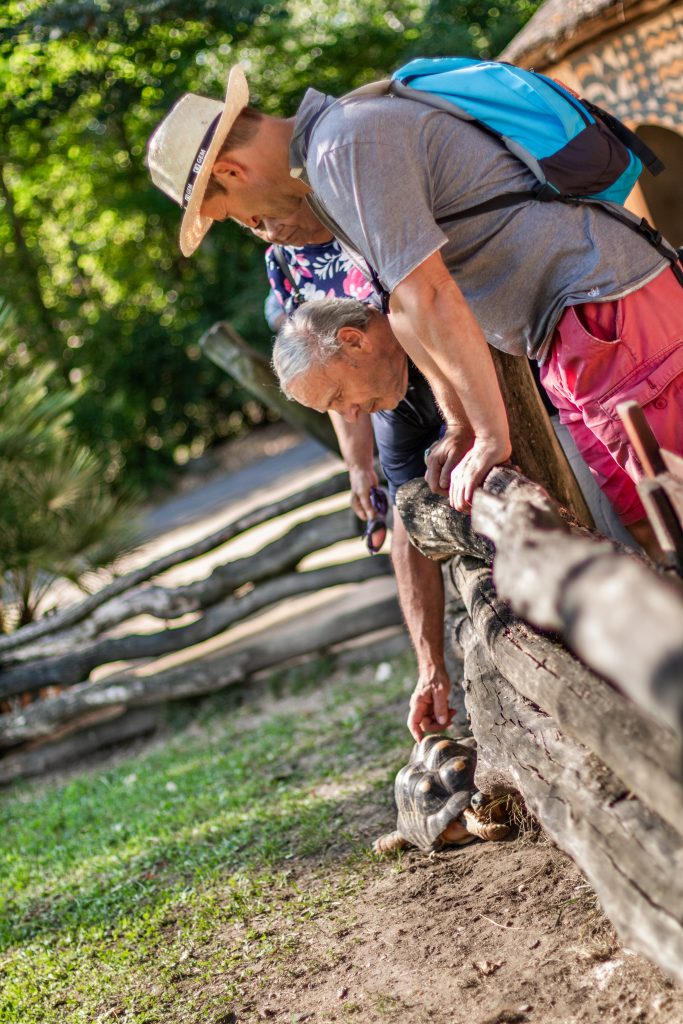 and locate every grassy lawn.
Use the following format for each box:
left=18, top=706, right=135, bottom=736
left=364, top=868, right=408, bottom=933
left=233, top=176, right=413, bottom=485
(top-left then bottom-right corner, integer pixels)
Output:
left=1, top=652, right=415, bottom=1024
